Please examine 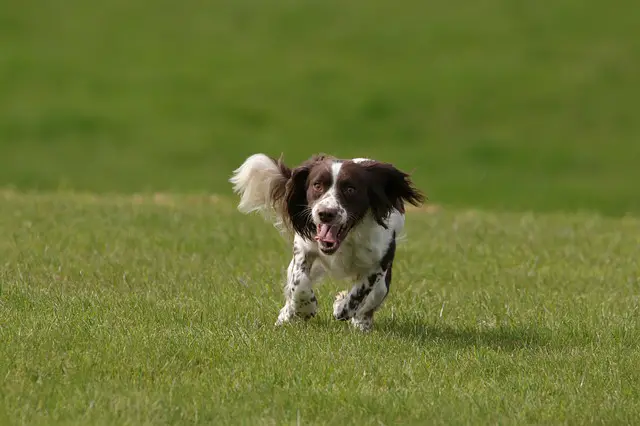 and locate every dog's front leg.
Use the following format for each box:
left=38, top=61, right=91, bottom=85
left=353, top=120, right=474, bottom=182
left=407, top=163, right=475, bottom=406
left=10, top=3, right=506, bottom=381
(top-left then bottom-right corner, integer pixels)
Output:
left=332, top=267, right=391, bottom=331
left=275, top=243, right=319, bottom=326
left=334, top=234, right=396, bottom=331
